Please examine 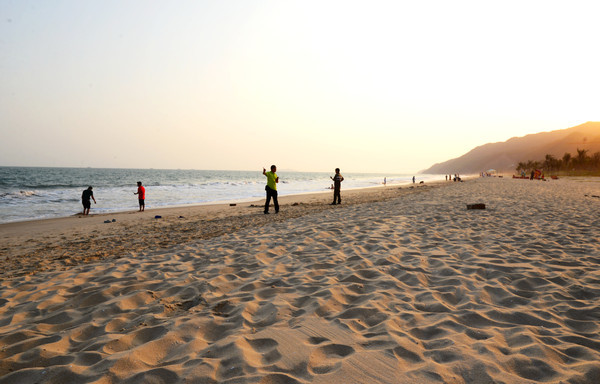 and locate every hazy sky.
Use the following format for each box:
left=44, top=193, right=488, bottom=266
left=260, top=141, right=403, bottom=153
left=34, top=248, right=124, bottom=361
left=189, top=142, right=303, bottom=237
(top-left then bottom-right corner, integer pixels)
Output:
left=1, top=1, right=598, bottom=173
